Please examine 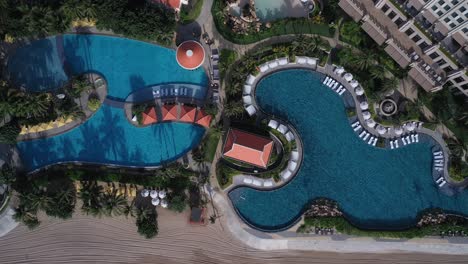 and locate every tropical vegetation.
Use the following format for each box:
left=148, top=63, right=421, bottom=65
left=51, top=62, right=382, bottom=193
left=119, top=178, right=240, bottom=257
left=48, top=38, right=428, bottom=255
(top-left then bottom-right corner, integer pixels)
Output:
left=179, top=0, right=204, bottom=25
